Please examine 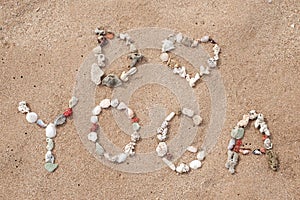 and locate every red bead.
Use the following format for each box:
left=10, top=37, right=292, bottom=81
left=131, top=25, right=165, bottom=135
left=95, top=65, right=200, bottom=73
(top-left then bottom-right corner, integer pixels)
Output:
left=131, top=117, right=139, bottom=123
left=262, top=135, right=268, bottom=141
left=233, top=145, right=240, bottom=153
left=236, top=139, right=243, bottom=146
left=90, top=123, right=99, bottom=132
left=63, top=108, right=72, bottom=117
left=260, top=147, right=266, bottom=154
